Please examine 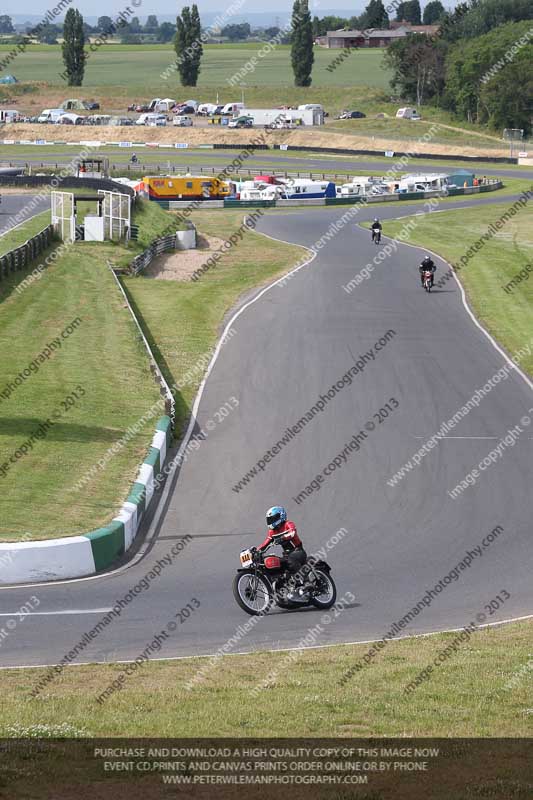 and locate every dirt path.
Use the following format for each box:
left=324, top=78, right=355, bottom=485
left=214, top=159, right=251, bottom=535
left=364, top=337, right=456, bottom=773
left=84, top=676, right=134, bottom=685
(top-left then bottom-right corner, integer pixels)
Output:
left=145, top=232, right=226, bottom=281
